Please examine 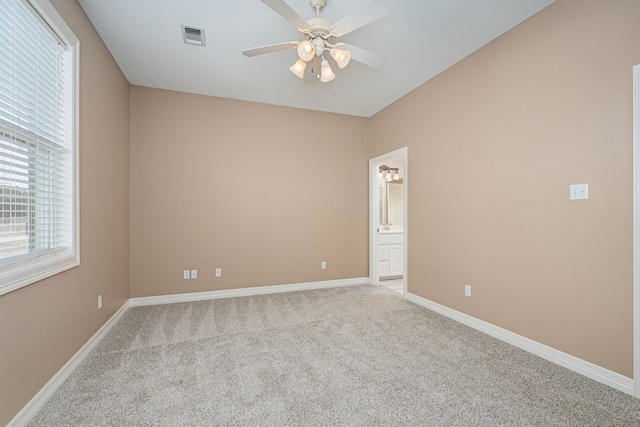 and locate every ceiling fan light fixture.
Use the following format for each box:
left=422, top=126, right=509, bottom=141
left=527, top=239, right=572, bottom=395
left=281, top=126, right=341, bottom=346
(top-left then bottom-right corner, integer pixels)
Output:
left=320, top=59, right=335, bottom=82
left=242, top=0, right=390, bottom=83
left=331, top=47, right=351, bottom=69
left=312, top=37, right=325, bottom=56
left=289, top=59, right=307, bottom=79
left=297, top=40, right=315, bottom=61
